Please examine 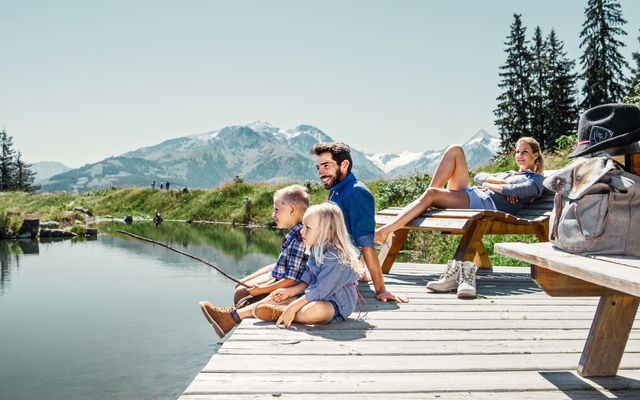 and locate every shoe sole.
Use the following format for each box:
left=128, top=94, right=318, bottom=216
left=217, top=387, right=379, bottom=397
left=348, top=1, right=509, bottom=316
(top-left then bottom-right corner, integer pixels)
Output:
left=426, top=285, right=458, bottom=293
left=199, top=302, right=226, bottom=338
left=457, top=291, right=477, bottom=299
